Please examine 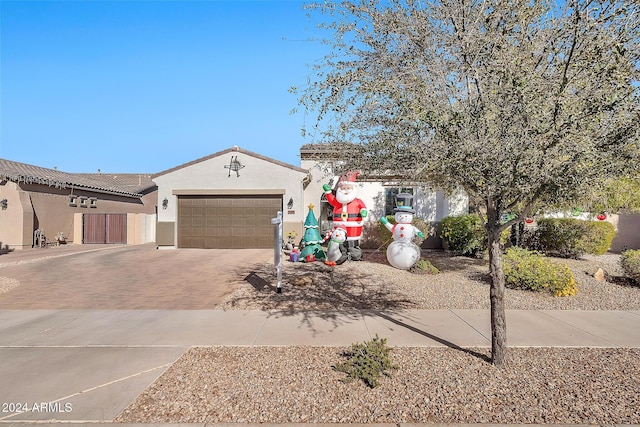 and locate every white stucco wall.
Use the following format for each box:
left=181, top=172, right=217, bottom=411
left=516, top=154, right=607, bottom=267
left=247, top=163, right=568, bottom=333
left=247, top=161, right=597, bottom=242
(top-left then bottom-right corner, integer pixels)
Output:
left=301, top=159, right=468, bottom=223
left=153, top=149, right=309, bottom=246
